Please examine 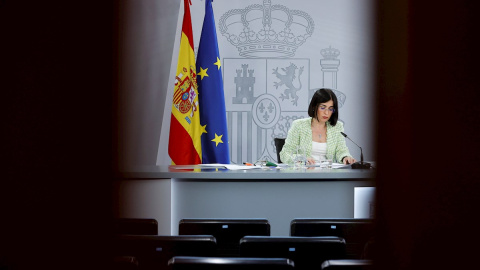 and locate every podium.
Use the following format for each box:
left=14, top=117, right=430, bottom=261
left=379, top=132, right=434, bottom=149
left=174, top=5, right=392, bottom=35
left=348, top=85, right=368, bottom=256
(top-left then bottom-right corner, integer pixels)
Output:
left=115, top=166, right=375, bottom=236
